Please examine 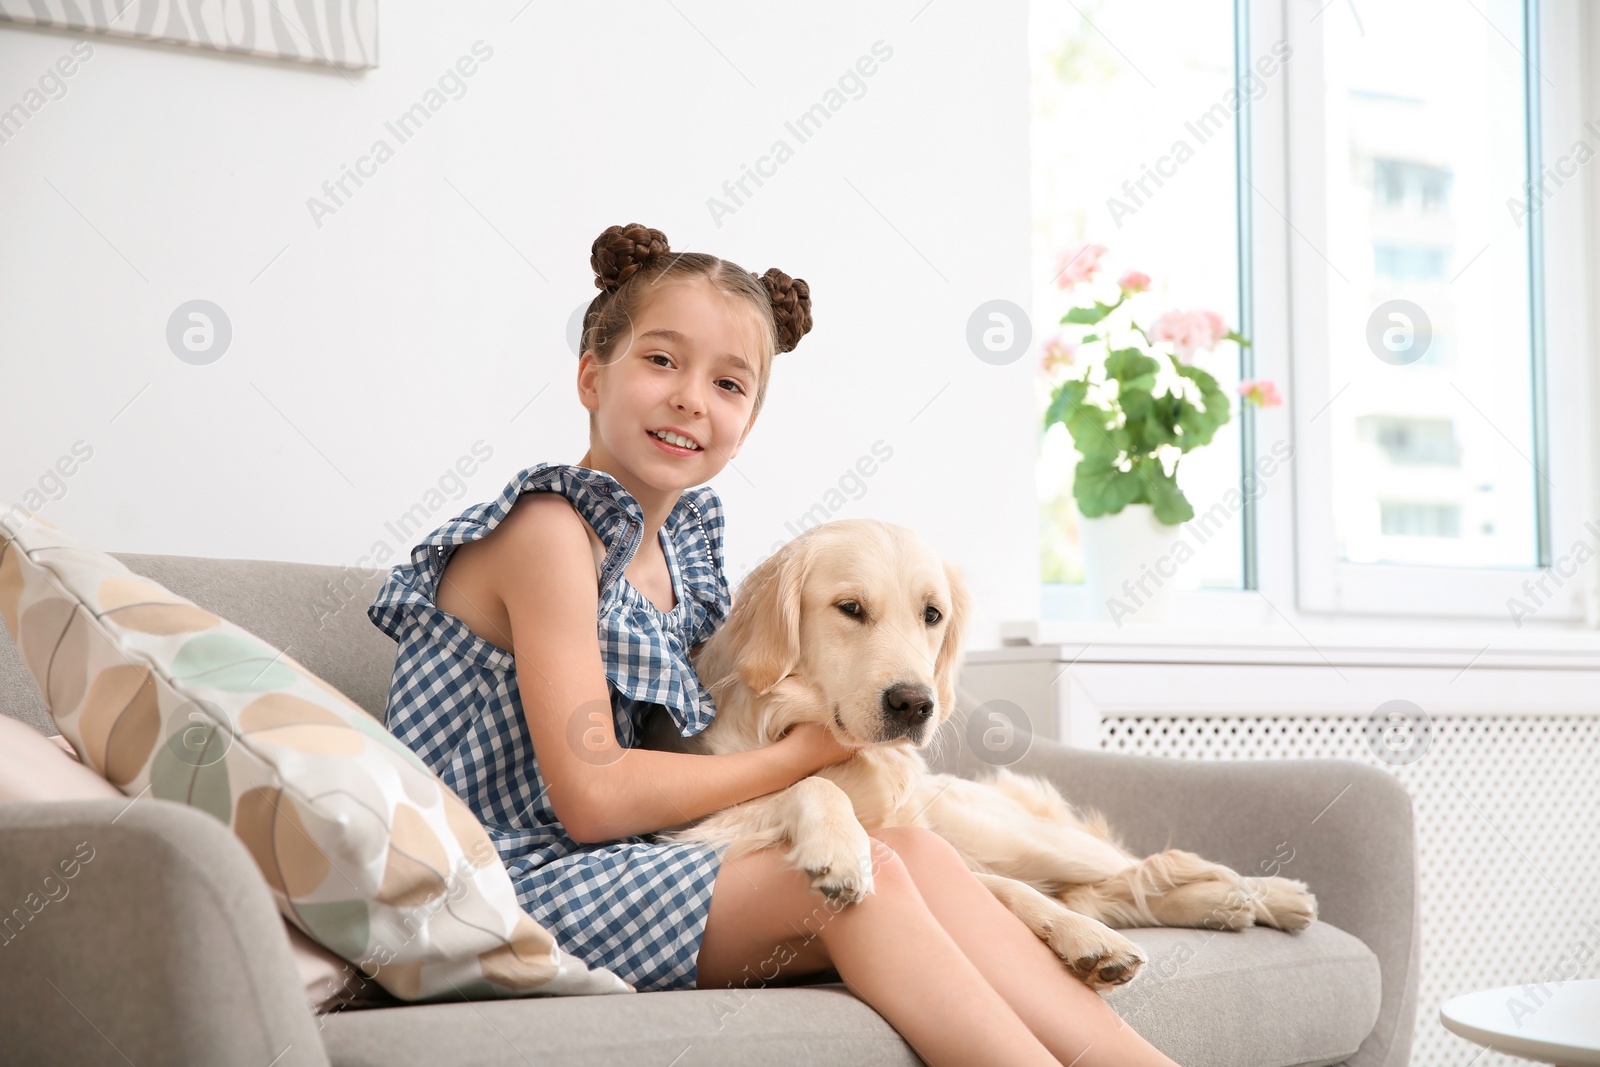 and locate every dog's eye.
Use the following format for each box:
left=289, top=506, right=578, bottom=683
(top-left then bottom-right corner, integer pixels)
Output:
left=925, top=605, right=943, bottom=626
left=838, top=601, right=864, bottom=618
